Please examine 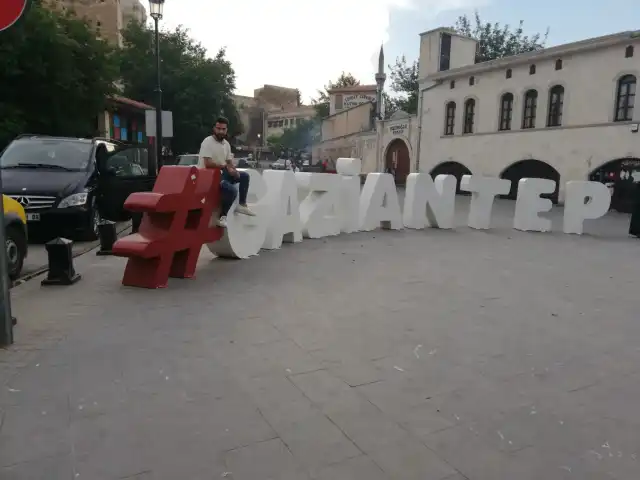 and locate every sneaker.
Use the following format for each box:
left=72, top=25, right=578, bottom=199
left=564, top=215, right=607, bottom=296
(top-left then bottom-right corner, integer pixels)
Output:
left=216, top=216, right=228, bottom=227
left=236, top=204, right=256, bottom=216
